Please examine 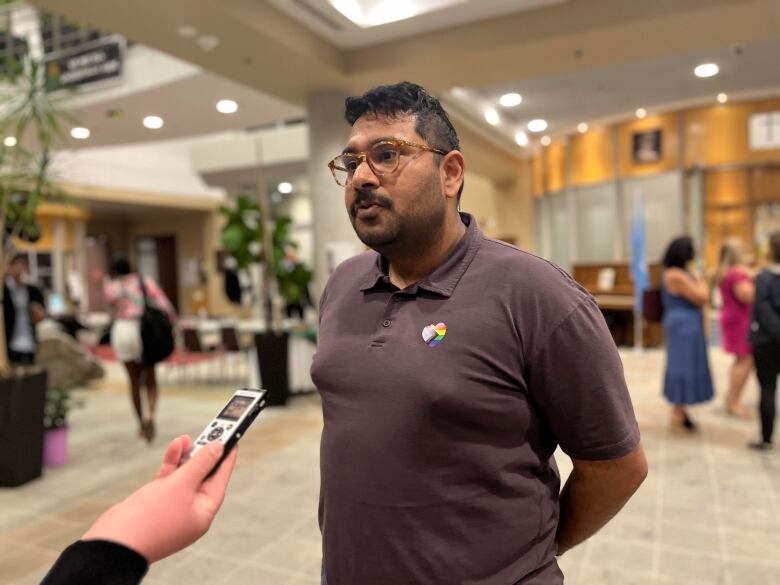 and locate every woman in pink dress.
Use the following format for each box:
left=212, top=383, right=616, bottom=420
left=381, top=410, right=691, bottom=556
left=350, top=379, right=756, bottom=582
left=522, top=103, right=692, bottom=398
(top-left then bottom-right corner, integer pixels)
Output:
left=716, top=239, right=755, bottom=418
left=104, top=256, right=177, bottom=443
